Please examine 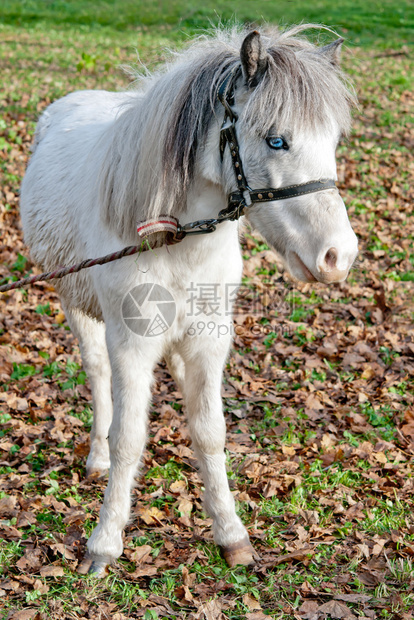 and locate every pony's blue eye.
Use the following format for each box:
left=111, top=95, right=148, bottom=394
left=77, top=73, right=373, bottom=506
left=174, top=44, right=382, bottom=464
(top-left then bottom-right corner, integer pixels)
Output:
left=266, top=136, right=288, bottom=150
